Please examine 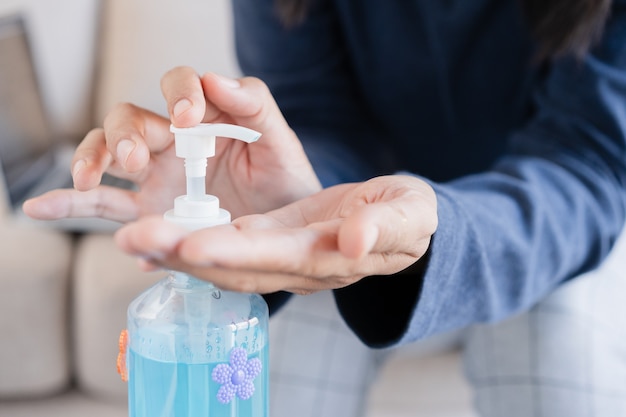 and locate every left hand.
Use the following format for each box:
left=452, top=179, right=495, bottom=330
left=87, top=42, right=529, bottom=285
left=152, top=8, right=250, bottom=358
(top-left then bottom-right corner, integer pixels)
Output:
left=22, top=70, right=321, bottom=224
left=114, top=175, right=438, bottom=294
